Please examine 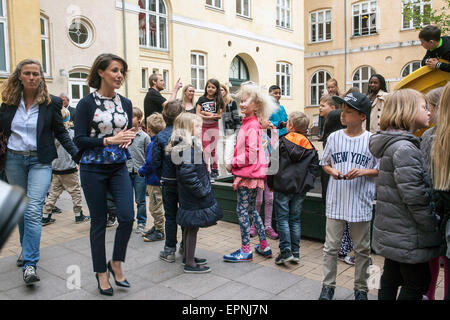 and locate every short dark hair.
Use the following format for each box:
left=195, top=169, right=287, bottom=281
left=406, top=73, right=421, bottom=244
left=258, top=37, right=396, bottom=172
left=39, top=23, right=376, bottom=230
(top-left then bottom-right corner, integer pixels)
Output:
left=88, top=54, right=128, bottom=89
left=162, top=100, right=183, bottom=125
left=269, top=85, right=280, bottom=93
left=419, top=25, right=441, bottom=42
